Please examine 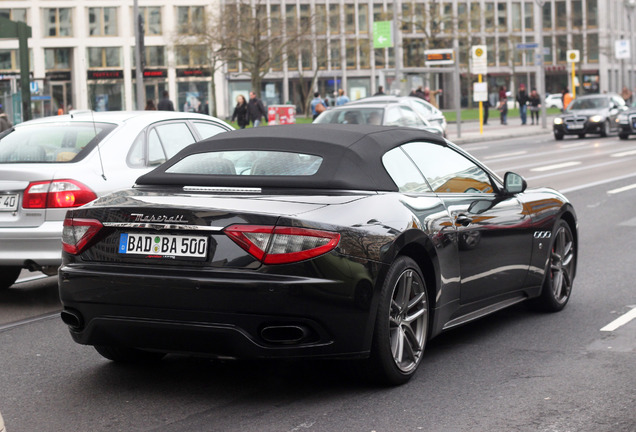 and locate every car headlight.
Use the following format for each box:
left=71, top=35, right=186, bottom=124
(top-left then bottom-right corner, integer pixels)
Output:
left=589, top=115, right=603, bottom=123
left=554, top=118, right=563, bottom=125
